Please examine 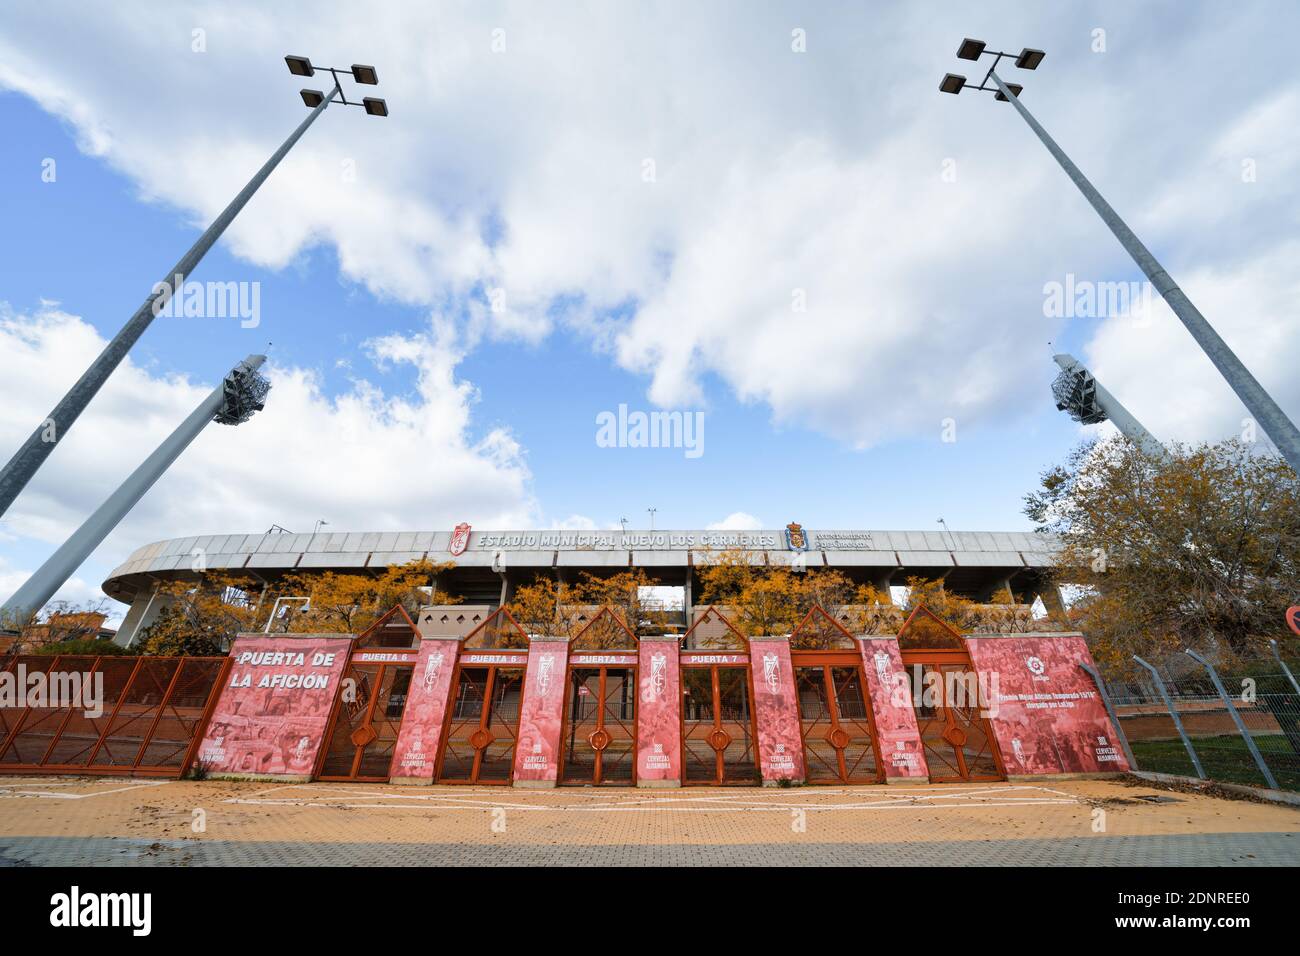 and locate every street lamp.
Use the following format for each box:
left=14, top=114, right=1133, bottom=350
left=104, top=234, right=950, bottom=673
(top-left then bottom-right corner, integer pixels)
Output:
left=0, top=54, right=388, bottom=519
left=941, top=38, right=1300, bottom=472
